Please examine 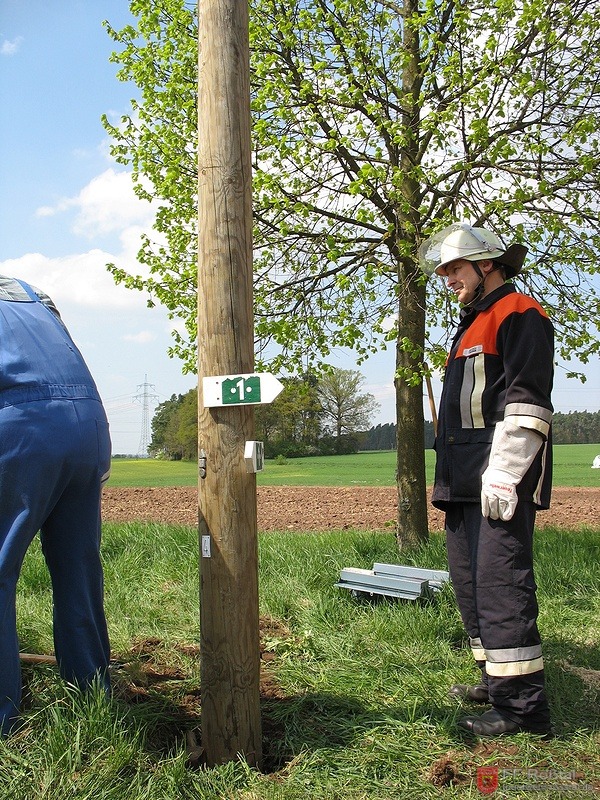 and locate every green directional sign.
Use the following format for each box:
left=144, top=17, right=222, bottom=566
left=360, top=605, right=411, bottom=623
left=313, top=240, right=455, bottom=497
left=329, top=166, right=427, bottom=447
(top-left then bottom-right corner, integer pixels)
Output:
left=202, top=373, right=284, bottom=408
left=222, top=375, right=261, bottom=405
